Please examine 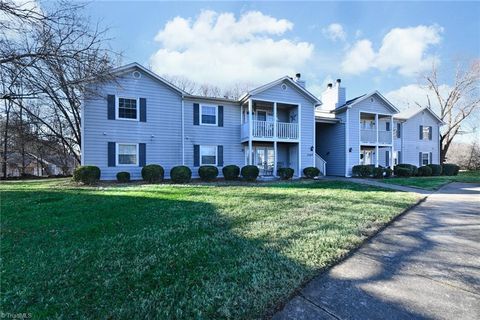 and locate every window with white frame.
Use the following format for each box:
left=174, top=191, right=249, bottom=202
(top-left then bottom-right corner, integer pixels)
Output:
left=117, top=143, right=138, bottom=165
left=117, top=98, right=138, bottom=120
left=422, top=126, right=430, bottom=140
left=200, top=145, right=217, bottom=165
left=421, top=152, right=429, bottom=166
left=200, top=105, right=217, bottom=125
